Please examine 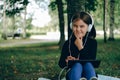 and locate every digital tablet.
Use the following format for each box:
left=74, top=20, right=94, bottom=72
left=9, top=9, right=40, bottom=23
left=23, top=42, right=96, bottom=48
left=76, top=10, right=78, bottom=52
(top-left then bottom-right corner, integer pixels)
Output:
left=68, top=60, right=101, bottom=68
